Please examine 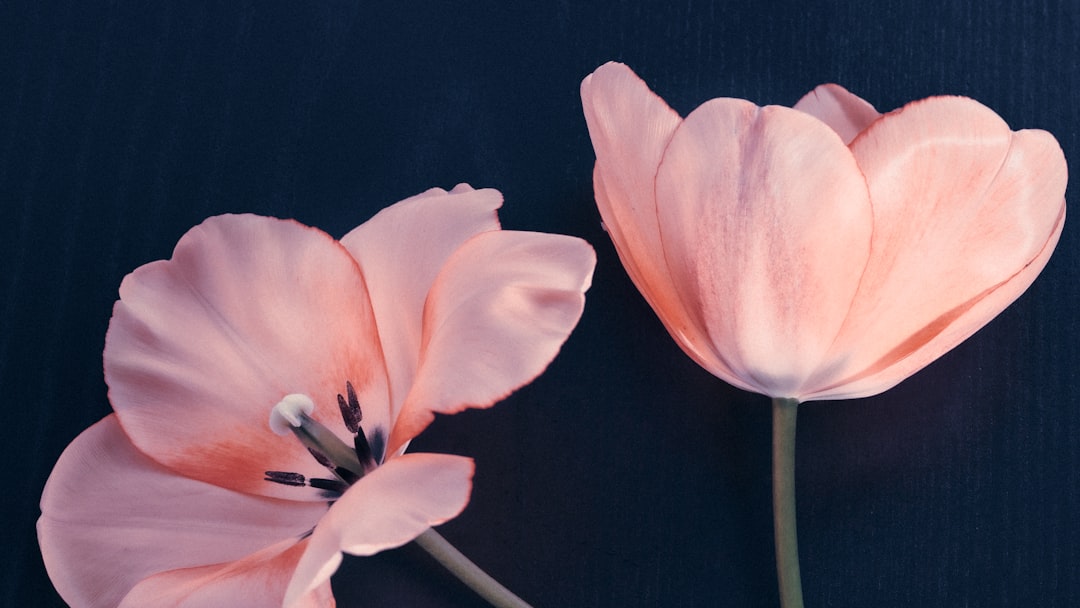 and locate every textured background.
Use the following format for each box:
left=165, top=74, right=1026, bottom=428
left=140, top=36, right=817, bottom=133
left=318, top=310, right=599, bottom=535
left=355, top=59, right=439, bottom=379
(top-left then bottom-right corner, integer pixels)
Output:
left=4, top=1, right=1078, bottom=607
